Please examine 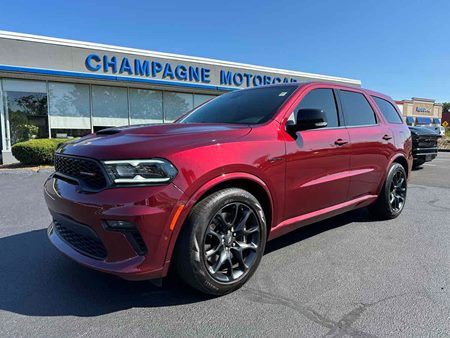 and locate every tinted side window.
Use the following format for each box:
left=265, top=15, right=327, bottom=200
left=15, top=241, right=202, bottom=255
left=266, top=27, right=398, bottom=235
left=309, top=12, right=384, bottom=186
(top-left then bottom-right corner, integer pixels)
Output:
left=339, top=90, right=377, bottom=126
left=295, top=89, right=339, bottom=128
left=372, top=96, right=403, bottom=124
